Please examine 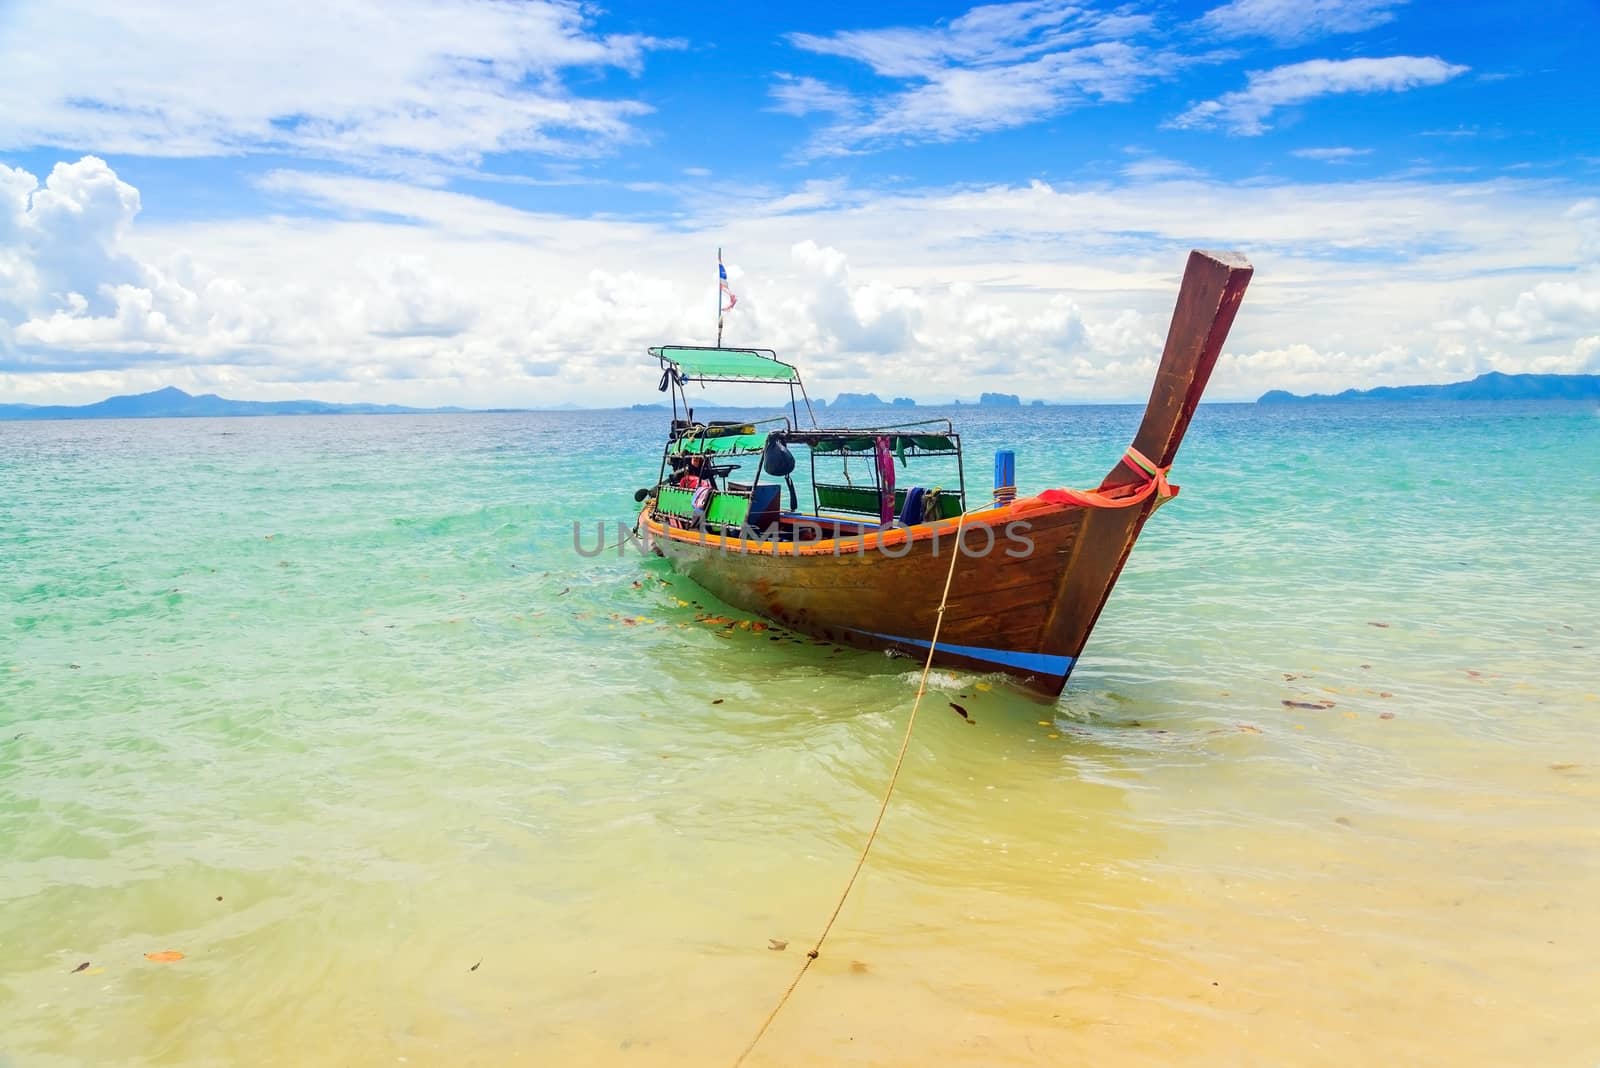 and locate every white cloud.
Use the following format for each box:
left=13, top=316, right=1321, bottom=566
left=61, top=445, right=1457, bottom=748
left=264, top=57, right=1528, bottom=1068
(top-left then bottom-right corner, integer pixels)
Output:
left=0, top=157, right=144, bottom=332
left=1487, top=281, right=1600, bottom=344
left=768, top=75, right=860, bottom=118
left=787, top=1, right=1155, bottom=78
left=1576, top=335, right=1600, bottom=372
left=1291, top=146, right=1372, bottom=161
left=4, top=156, right=1598, bottom=406
left=1426, top=199, right=1600, bottom=371
left=1572, top=198, right=1600, bottom=263
left=1197, top=0, right=1407, bottom=44
left=1172, top=56, right=1469, bottom=135
left=777, top=1, right=1185, bottom=155
left=1120, top=155, right=1206, bottom=181
left=0, top=0, right=679, bottom=166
